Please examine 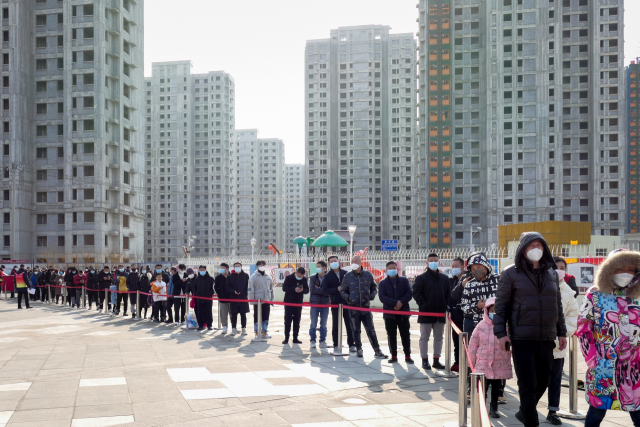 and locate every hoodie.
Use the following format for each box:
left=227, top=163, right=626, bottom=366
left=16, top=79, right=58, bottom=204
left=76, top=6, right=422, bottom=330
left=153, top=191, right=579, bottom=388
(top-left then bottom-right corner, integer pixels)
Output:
left=468, top=297, right=513, bottom=380
left=461, top=252, right=499, bottom=325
